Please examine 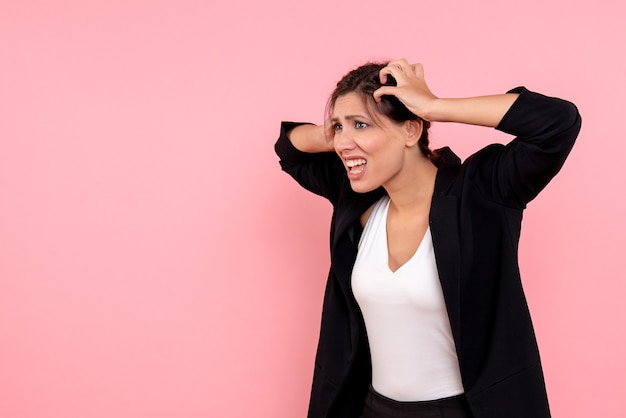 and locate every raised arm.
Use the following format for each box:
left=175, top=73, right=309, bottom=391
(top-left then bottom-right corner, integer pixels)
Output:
left=486, top=86, right=581, bottom=206
left=374, top=59, right=581, bottom=207
left=373, top=59, right=519, bottom=127
left=287, top=123, right=333, bottom=153
left=275, top=122, right=347, bottom=204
